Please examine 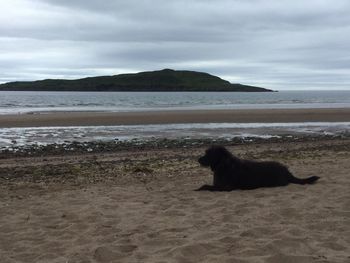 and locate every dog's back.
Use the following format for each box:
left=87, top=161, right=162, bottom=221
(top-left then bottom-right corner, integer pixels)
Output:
left=236, top=160, right=292, bottom=189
